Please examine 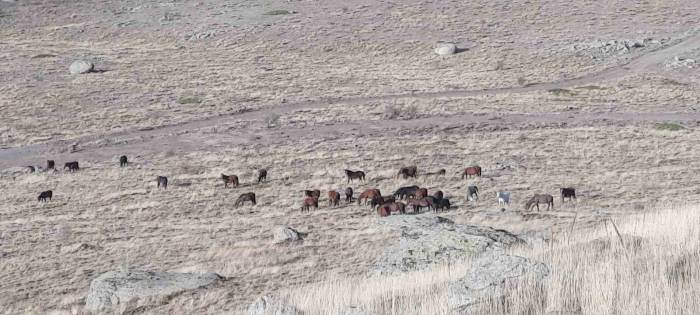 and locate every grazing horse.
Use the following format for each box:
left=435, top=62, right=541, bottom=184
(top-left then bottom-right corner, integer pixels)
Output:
left=526, top=194, right=554, bottom=211
left=497, top=191, right=510, bottom=206
left=467, top=186, right=479, bottom=201
left=434, top=198, right=451, bottom=212
left=415, top=188, right=428, bottom=199
left=462, top=166, right=482, bottom=179
left=328, top=191, right=340, bottom=206
left=157, top=176, right=168, bottom=189
left=358, top=189, right=381, bottom=205
left=47, top=160, right=55, bottom=171
left=221, top=174, right=239, bottom=188
left=437, top=169, right=446, bottom=176
left=371, top=196, right=396, bottom=209
left=257, top=169, right=268, bottom=183
left=119, top=155, right=128, bottom=167
left=386, top=202, right=406, bottom=214
left=393, top=185, right=419, bottom=200
left=407, top=198, right=433, bottom=213
left=38, top=190, right=52, bottom=202
left=432, top=190, right=444, bottom=201
left=64, top=161, right=79, bottom=172
left=301, top=196, right=318, bottom=212
left=377, top=204, right=391, bottom=217
left=235, top=192, right=257, bottom=207
left=345, top=169, right=365, bottom=183
left=561, top=187, right=576, bottom=203
left=26, top=166, right=35, bottom=173
left=396, top=166, right=418, bottom=179
left=304, top=189, right=321, bottom=199
left=345, top=187, right=353, bottom=202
